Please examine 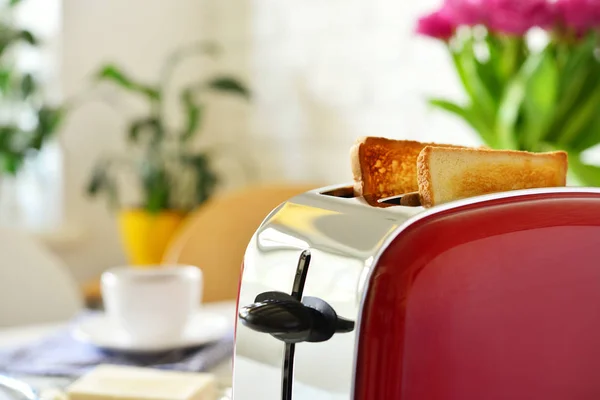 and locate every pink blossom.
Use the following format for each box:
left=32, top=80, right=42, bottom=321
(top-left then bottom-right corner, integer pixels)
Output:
left=486, top=0, right=557, bottom=35
left=416, top=7, right=457, bottom=40
left=445, top=0, right=489, bottom=26
left=556, top=0, right=600, bottom=32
